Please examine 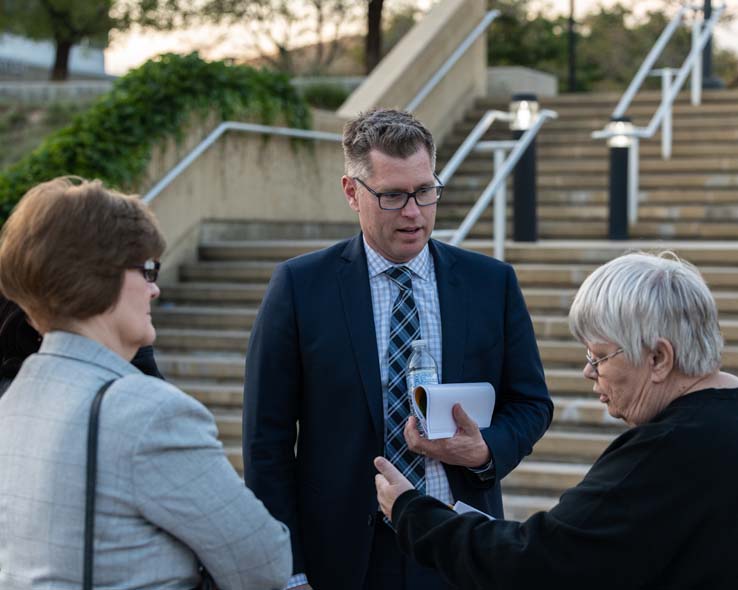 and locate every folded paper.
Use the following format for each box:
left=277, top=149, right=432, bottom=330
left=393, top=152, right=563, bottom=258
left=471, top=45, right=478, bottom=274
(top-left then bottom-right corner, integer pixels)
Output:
left=411, top=382, right=495, bottom=440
